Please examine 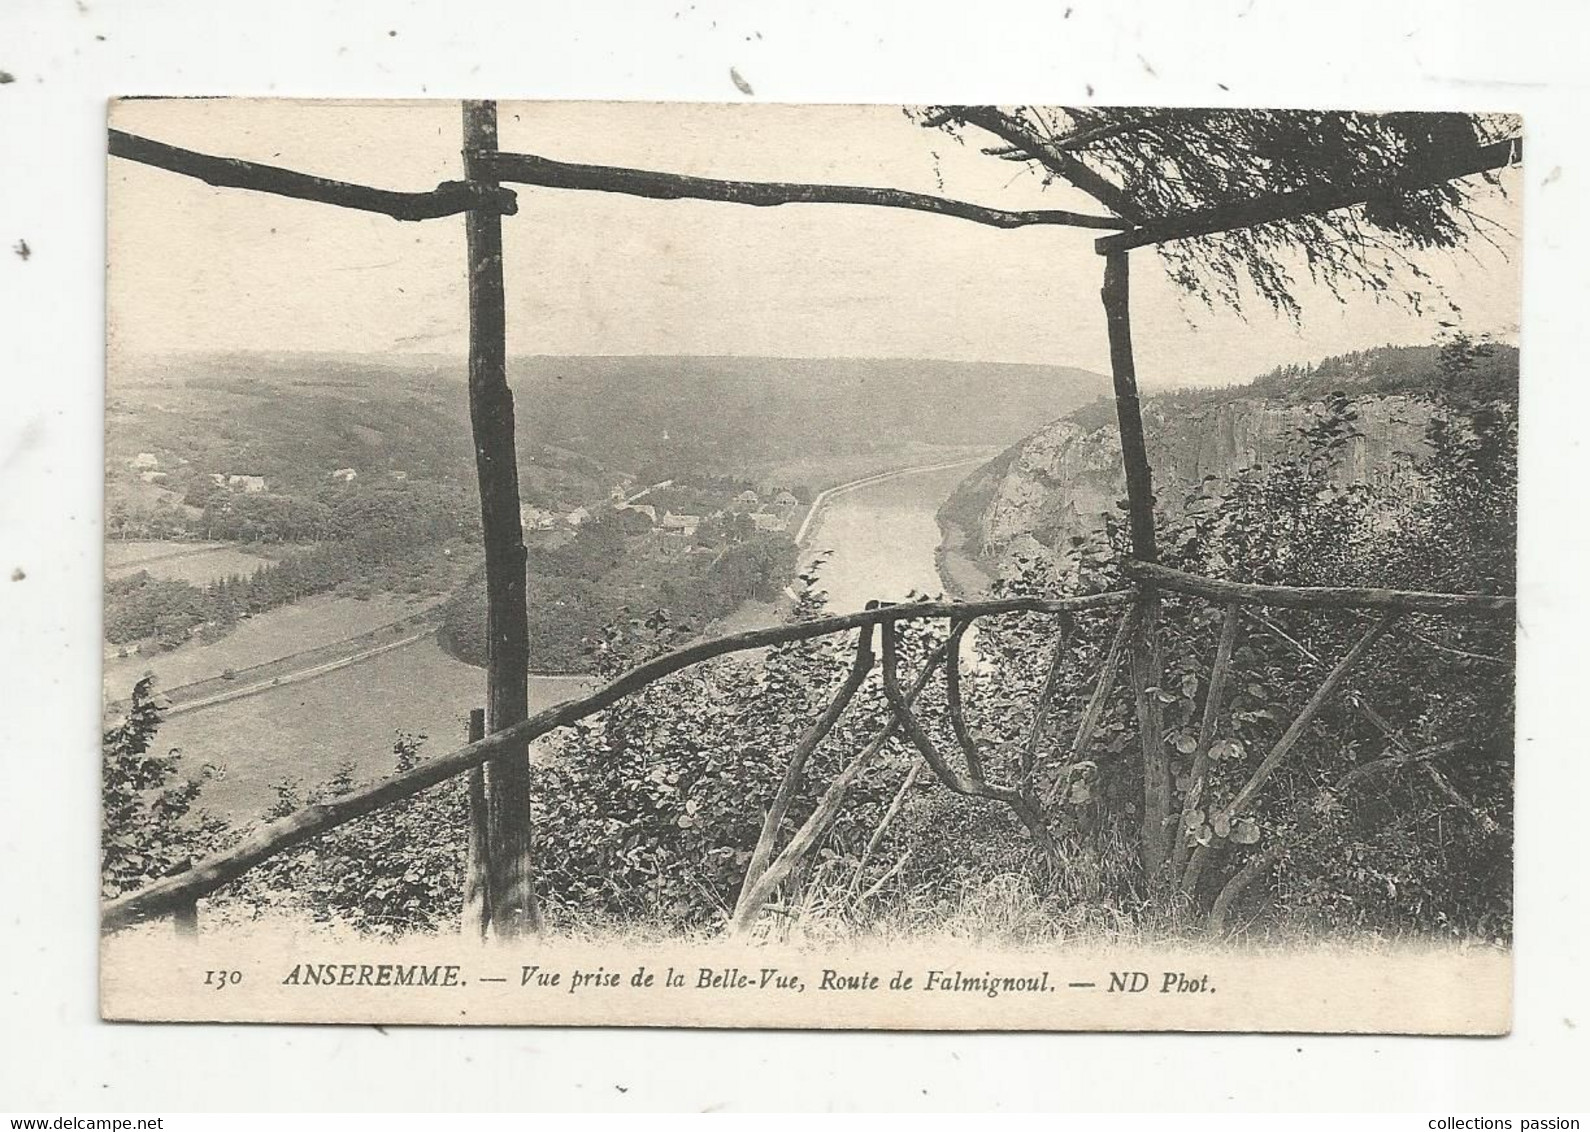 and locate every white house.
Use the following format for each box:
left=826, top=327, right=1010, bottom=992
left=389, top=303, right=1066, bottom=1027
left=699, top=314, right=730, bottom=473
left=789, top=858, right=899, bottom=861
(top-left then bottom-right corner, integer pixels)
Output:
left=330, top=467, right=358, bottom=483
left=228, top=474, right=267, bottom=493
left=661, top=511, right=701, bottom=537
left=520, top=505, right=559, bottom=531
